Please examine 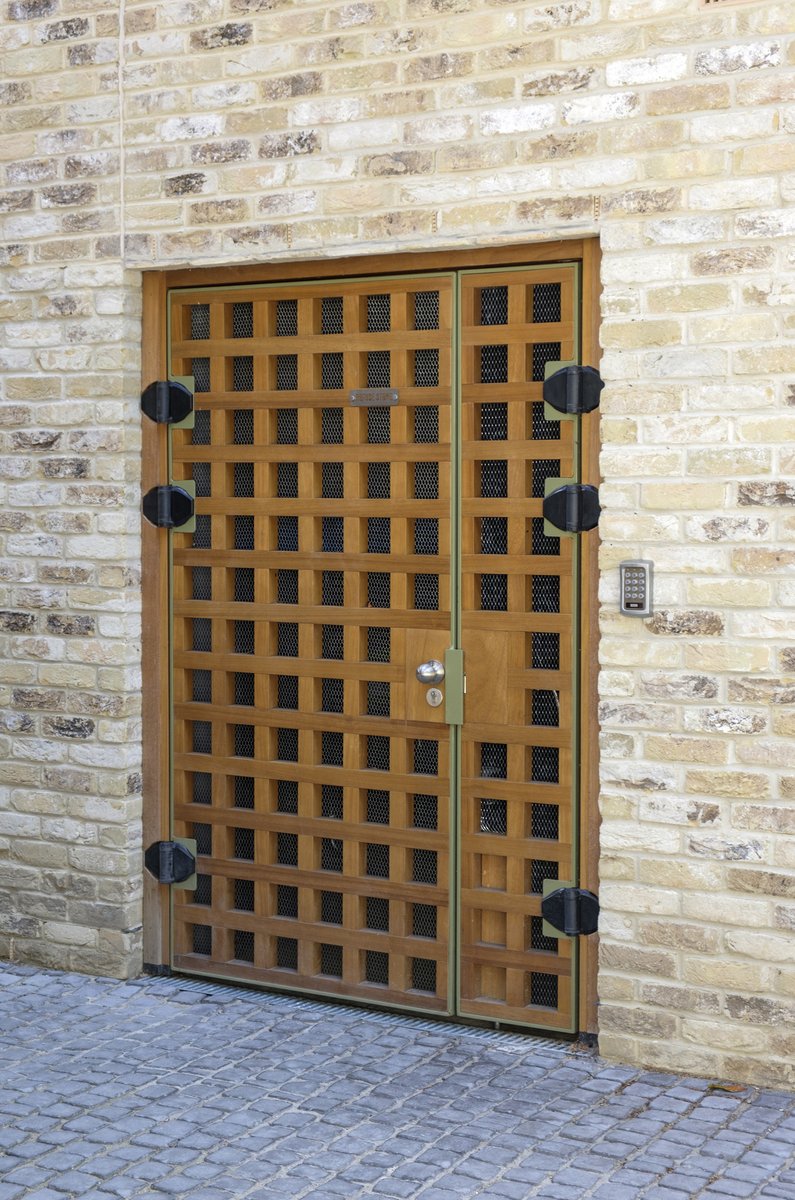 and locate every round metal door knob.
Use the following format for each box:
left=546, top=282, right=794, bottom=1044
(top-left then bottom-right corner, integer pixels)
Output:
left=426, top=688, right=443, bottom=708
left=416, top=659, right=445, bottom=685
